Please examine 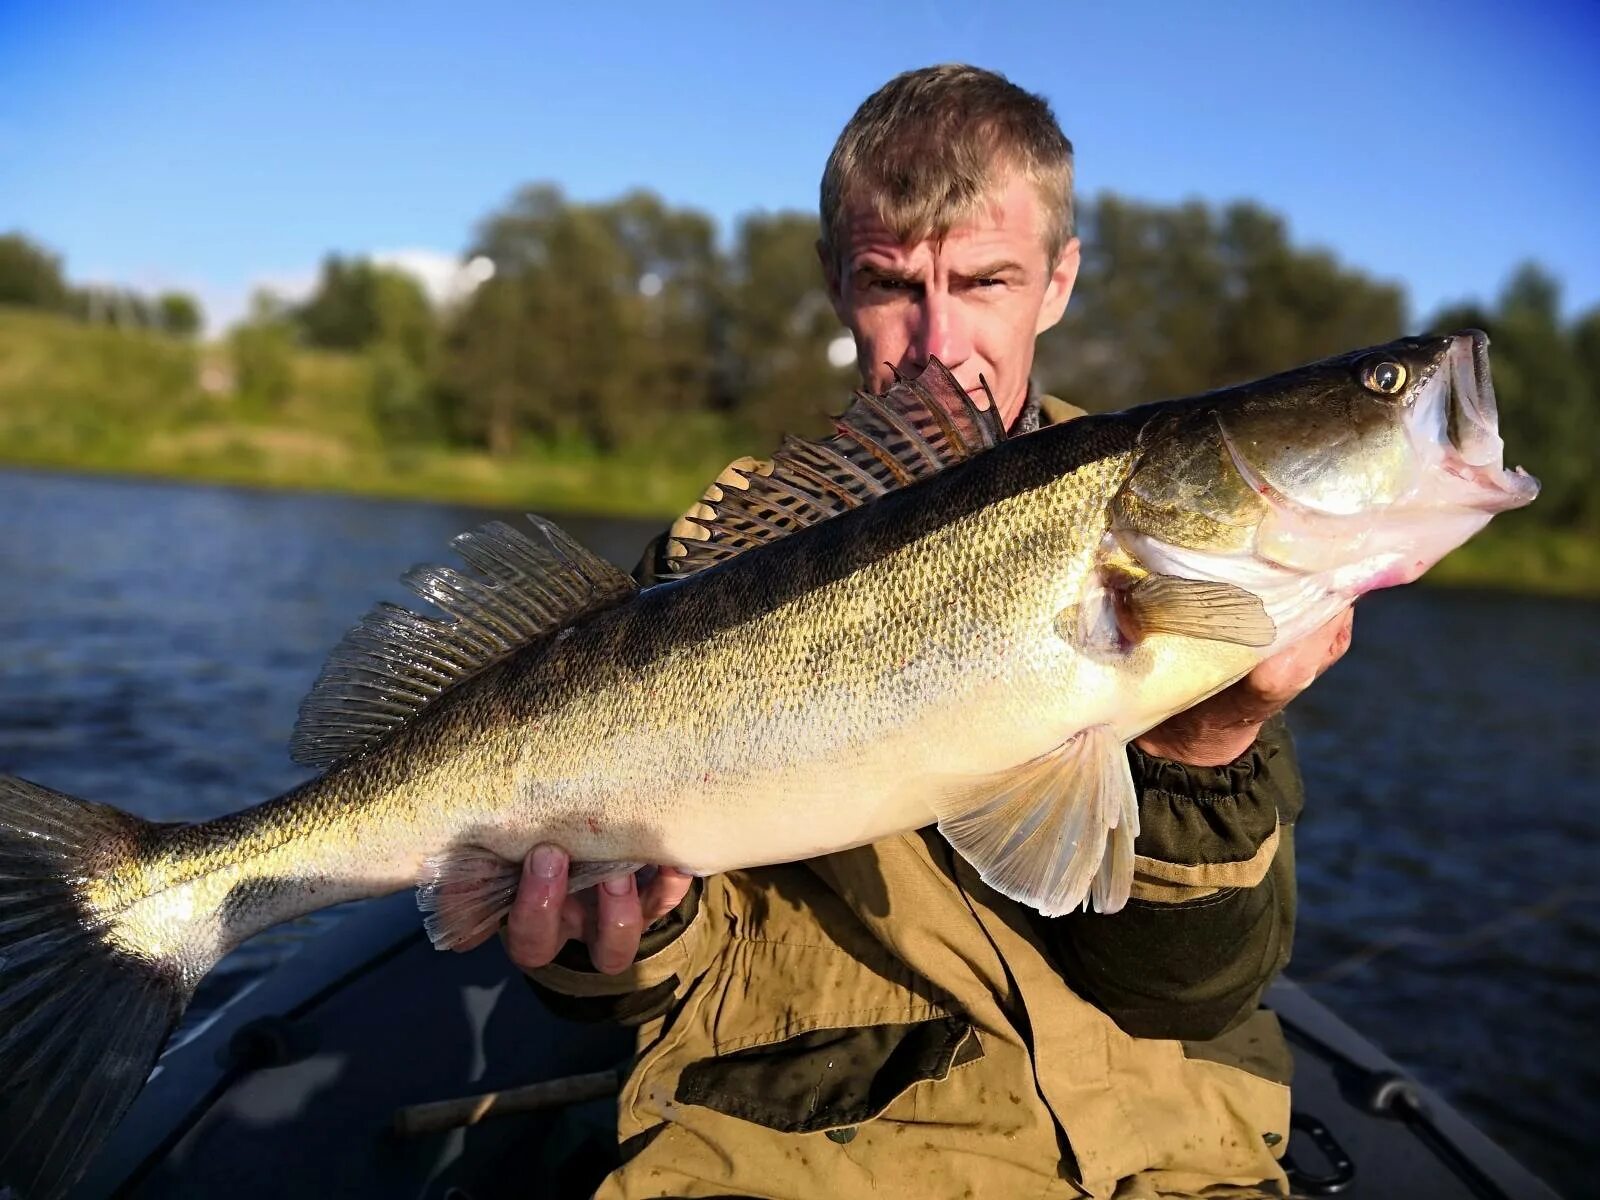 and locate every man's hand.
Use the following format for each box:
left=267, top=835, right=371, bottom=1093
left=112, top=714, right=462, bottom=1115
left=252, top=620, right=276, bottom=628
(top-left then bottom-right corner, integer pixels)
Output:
left=1134, top=609, right=1354, bottom=768
left=503, top=846, right=696, bottom=975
